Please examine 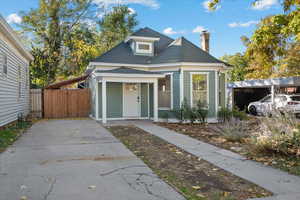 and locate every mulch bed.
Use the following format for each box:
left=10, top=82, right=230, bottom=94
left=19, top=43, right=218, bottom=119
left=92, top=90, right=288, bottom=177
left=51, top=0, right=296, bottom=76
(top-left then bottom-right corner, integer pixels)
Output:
left=106, top=125, right=271, bottom=200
